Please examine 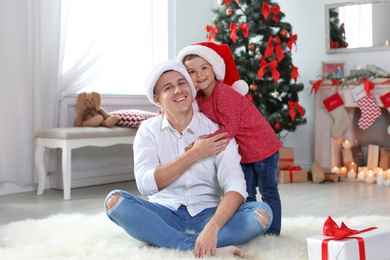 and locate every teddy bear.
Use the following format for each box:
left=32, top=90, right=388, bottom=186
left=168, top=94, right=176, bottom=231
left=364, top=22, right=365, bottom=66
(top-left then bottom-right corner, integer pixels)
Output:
left=74, top=92, right=119, bottom=127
